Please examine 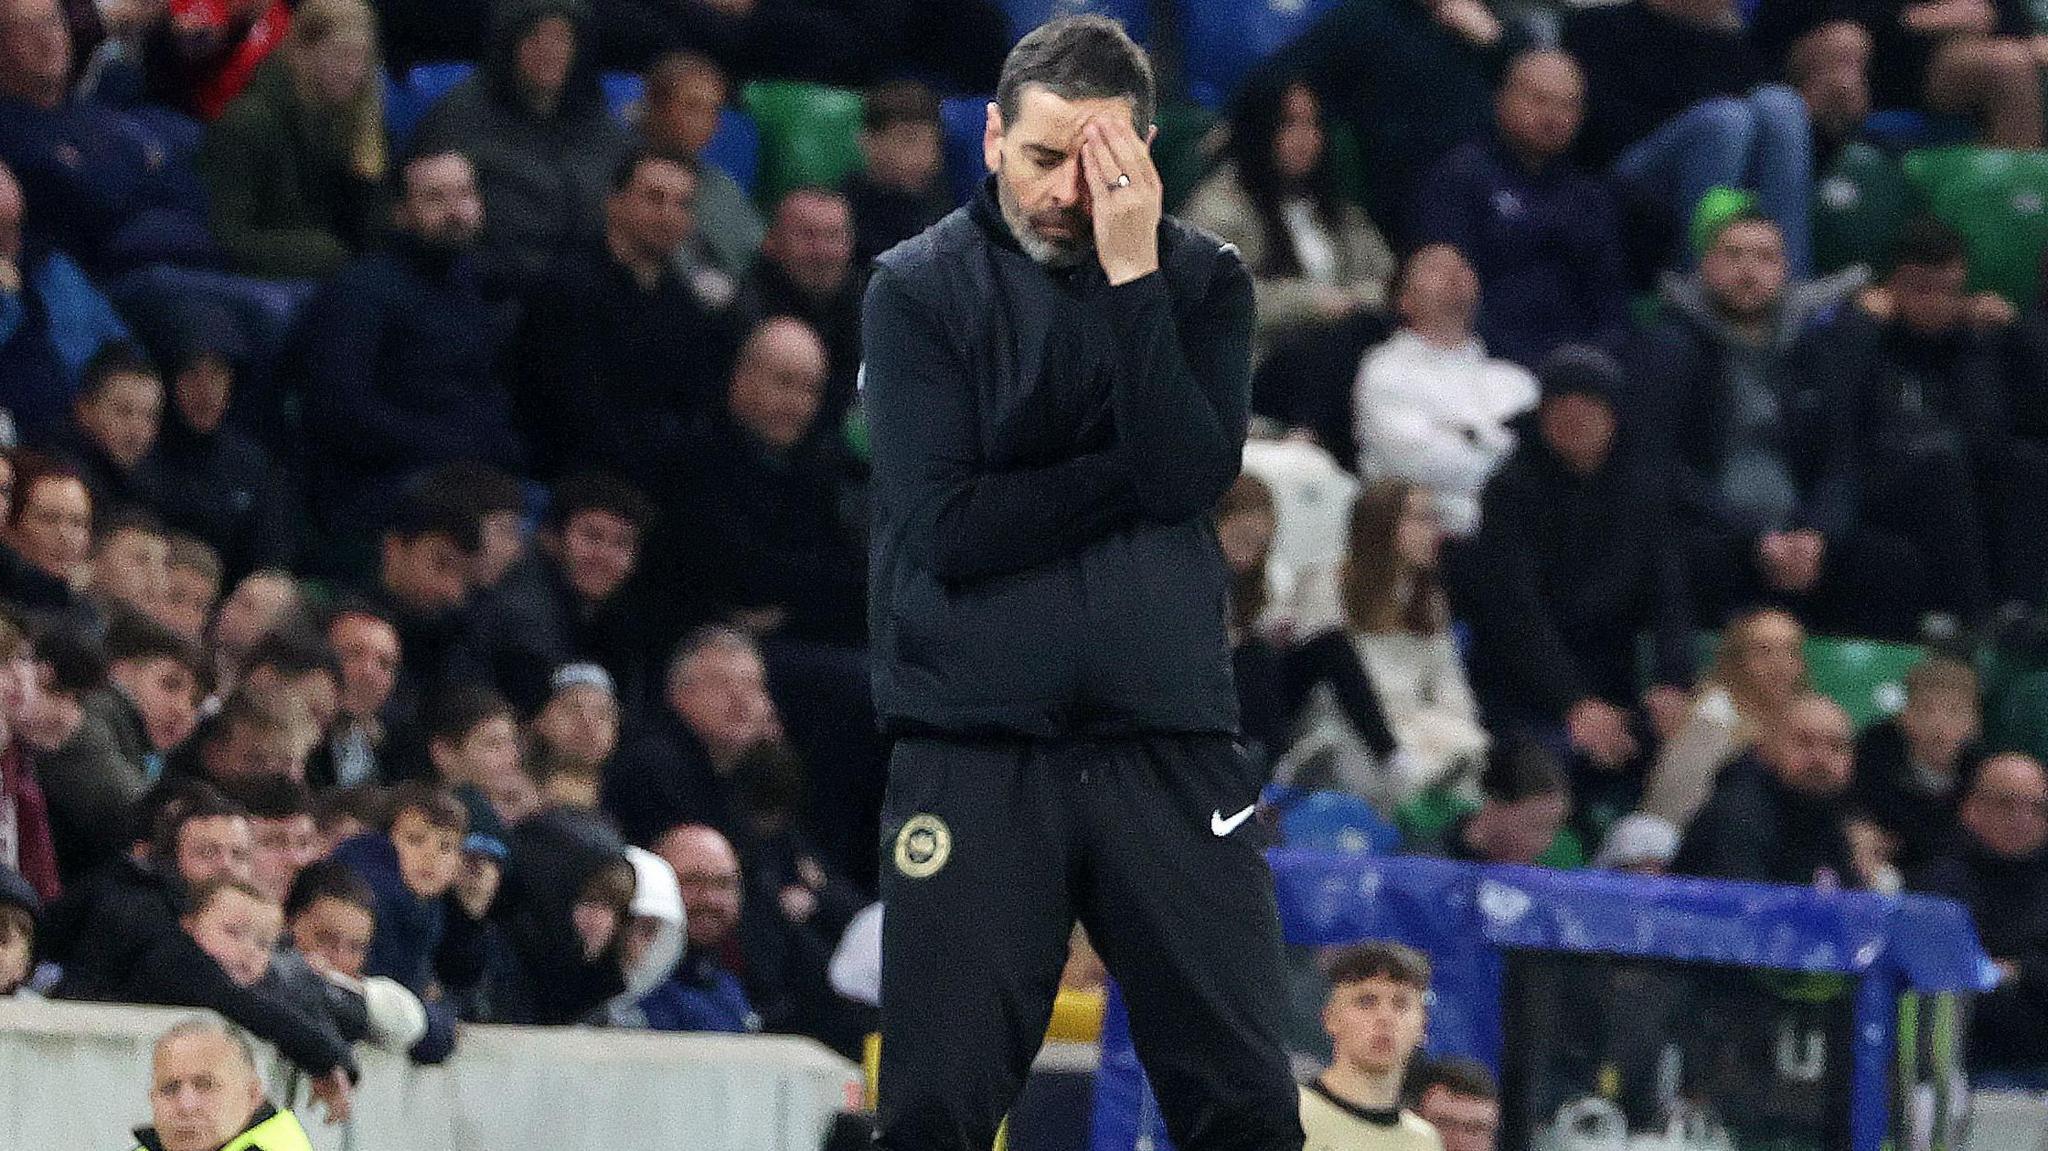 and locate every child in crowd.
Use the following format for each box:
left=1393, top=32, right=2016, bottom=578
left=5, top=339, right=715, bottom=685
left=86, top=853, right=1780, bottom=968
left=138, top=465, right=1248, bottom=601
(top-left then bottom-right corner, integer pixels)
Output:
left=426, top=684, right=537, bottom=829
left=1305, top=942, right=1444, bottom=1151
left=330, top=782, right=483, bottom=1001
left=1853, top=657, right=1982, bottom=871
left=278, top=859, right=439, bottom=1060
left=181, top=876, right=282, bottom=989
left=529, top=663, right=619, bottom=803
